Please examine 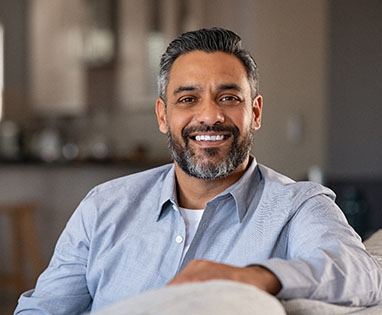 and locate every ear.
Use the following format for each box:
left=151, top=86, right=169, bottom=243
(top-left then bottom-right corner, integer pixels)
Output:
left=155, top=98, right=169, bottom=134
left=251, top=94, right=263, bottom=130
